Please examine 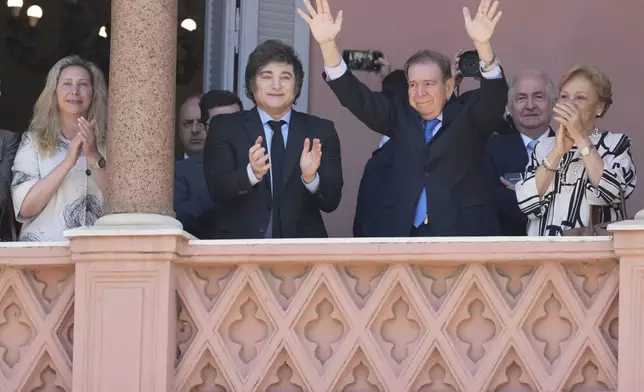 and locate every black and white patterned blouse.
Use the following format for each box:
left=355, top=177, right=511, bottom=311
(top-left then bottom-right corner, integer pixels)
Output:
left=10, top=132, right=105, bottom=241
left=515, top=131, right=636, bottom=236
